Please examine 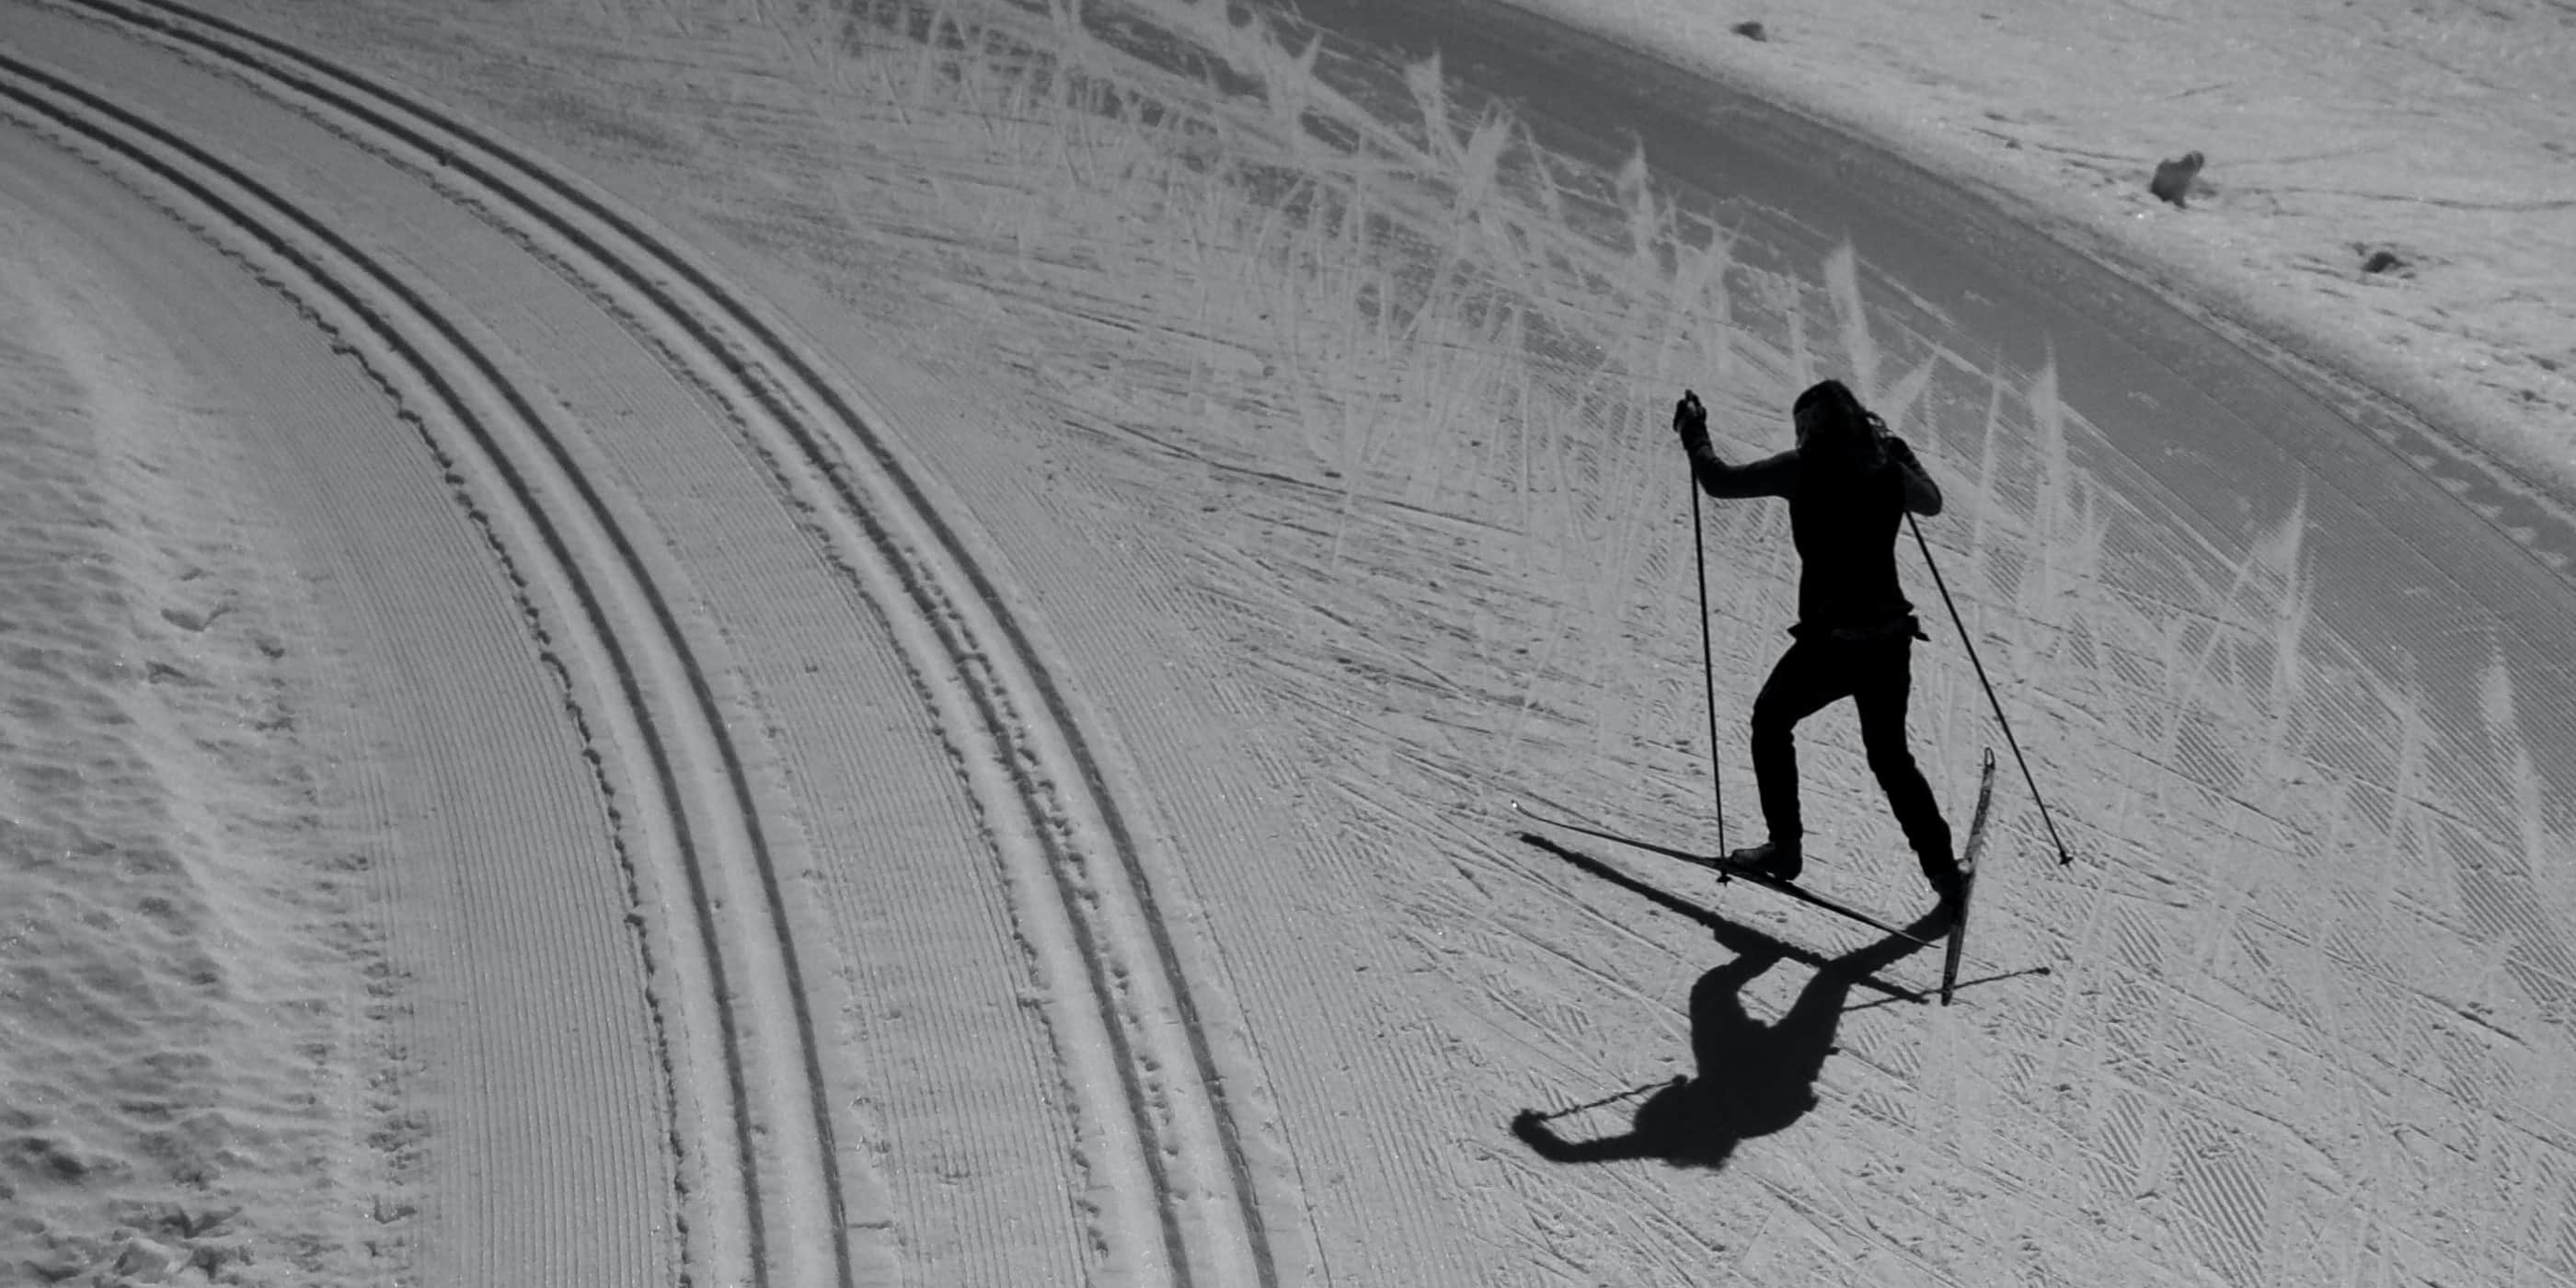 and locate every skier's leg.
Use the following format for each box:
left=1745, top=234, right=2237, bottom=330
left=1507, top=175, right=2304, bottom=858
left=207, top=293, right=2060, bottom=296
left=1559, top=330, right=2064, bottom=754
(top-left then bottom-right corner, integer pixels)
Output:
left=1749, top=639, right=1848, bottom=854
left=1853, top=639, right=1954, bottom=876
